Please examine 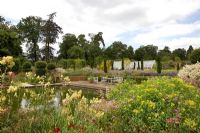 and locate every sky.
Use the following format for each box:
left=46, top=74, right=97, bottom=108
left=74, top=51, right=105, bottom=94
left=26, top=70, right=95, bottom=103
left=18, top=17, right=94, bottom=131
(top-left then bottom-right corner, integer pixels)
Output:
left=1, top=0, right=200, bottom=52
